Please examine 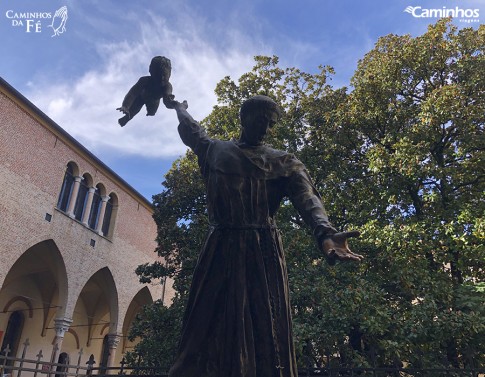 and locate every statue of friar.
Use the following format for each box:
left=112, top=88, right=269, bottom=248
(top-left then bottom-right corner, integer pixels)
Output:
left=167, top=96, right=363, bottom=377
